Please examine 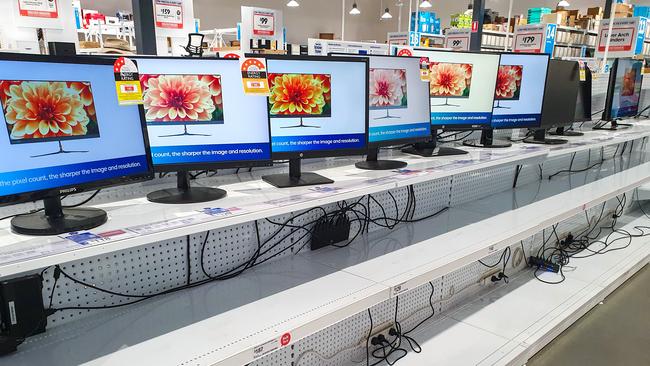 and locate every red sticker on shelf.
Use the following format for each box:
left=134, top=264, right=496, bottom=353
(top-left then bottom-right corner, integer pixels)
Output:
left=280, top=332, right=291, bottom=346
